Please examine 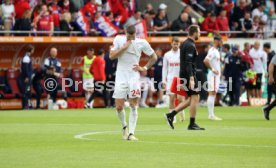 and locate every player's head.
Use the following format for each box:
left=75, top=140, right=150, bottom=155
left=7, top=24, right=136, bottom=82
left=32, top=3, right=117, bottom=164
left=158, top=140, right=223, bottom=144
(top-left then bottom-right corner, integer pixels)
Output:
left=244, top=42, right=250, bottom=51
left=171, top=37, right=180, bottom=51
left=222, top=43, right=230, bottom=53
left=98, top=49, right=105, bottom=57
left=188, top=25, right=200, bottom=40
left=155, top=47, right=163, bottom=57
left=213, top=35, right=222, bottom=48
left=50, top=47, right=58, bottom=58
left=27, top=45, right=35, bottom=55
left=254, top=41, right=260, bottom=50
left=263, top=42, right=271, bottom=53
left=232, top=46, right=239, bottom=56
left=87, top=47, right=94, bottom=57
left=125, top=25, right=136, bottom=40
